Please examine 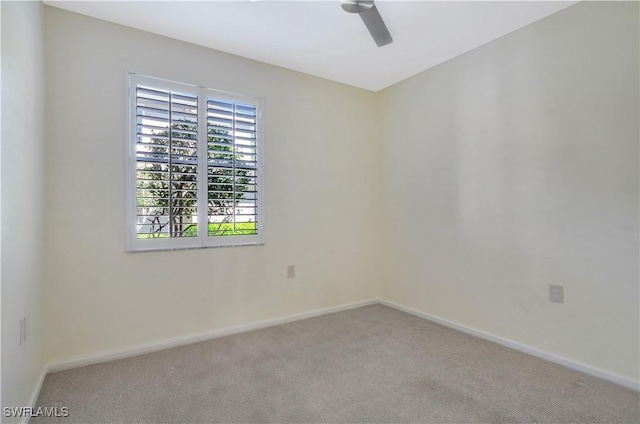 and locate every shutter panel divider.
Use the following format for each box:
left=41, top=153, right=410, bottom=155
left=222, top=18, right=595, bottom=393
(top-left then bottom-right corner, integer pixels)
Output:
left=197, top=86, right=208, bottom=245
